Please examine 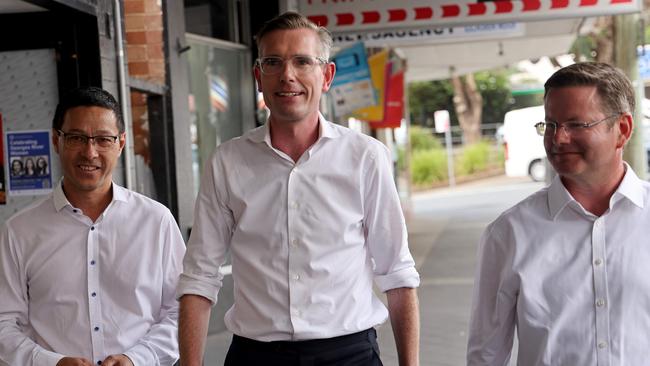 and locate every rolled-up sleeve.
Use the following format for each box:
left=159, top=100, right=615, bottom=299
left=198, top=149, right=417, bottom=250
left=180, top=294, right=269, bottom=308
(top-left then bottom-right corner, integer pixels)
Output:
left=176, top=151, right=234, bottom=304
left=363, top=142, right=420, bottom=292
